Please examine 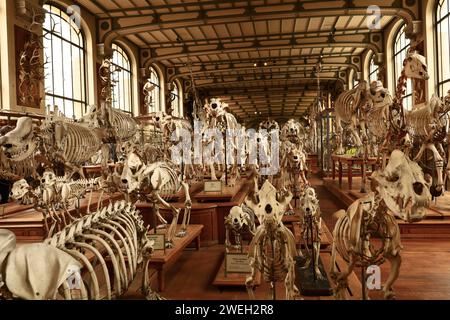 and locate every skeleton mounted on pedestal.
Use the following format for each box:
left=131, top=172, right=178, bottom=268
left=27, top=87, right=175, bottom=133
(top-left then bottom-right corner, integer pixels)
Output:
left=330, top=150, right=431, bottom=299
left=245, top=179, right=299, bottom=300
left=121, top=152, right=192, bottom=248
left=224, top=204, right=256, bottom=253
